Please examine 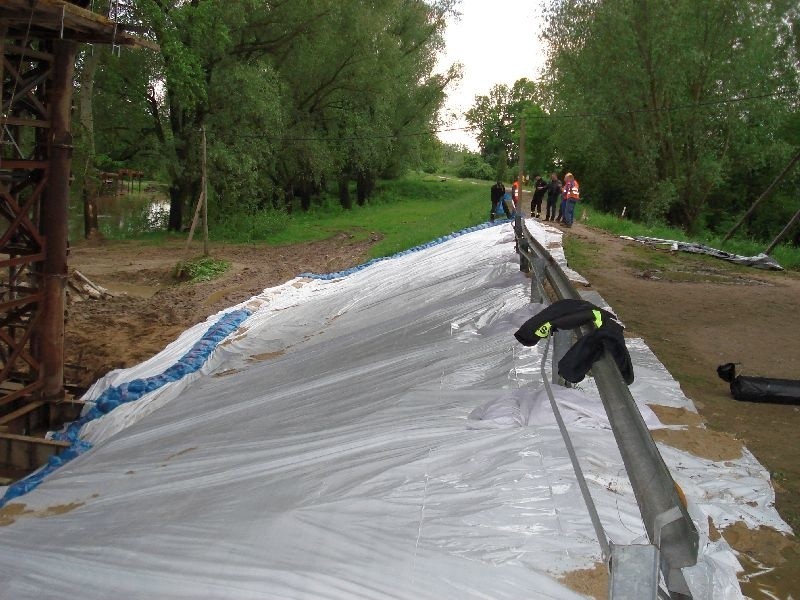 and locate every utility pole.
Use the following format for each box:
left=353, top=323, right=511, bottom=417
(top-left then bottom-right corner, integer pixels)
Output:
left=518, top=118, right=526, bottom=203
left=515, top=118, right=530, bottom=272
left=202, top=126, right=209, bottom=257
